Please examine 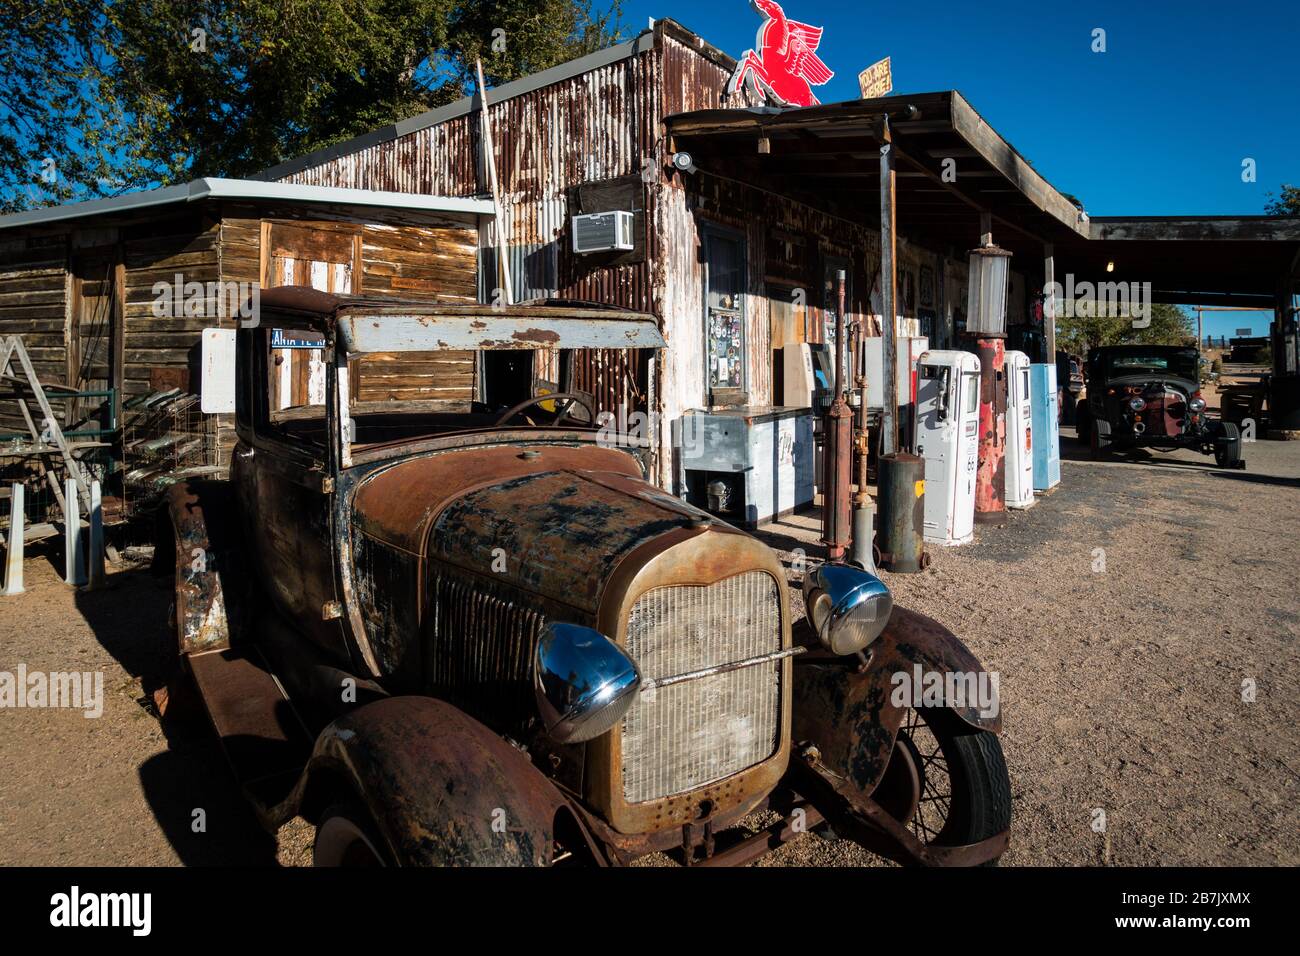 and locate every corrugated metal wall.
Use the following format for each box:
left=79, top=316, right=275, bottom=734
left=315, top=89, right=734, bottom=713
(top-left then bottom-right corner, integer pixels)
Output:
left=278, top=44, right=666, bottom=426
